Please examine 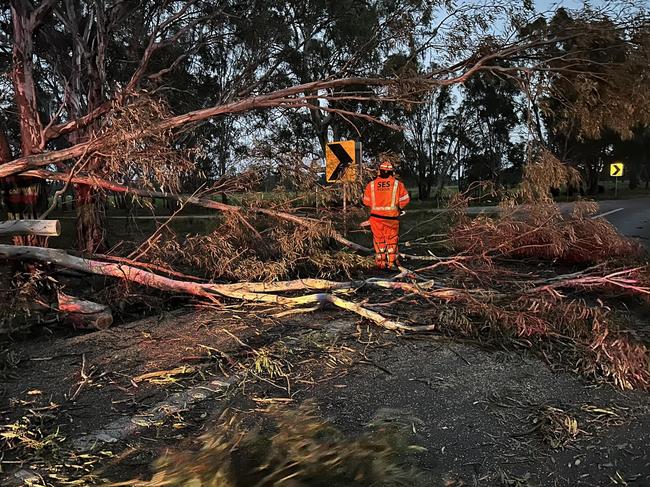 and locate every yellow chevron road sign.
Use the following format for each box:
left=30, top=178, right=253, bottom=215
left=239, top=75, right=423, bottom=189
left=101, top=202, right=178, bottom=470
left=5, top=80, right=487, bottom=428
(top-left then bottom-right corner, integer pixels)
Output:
left=610, top=162, right=624, bottom=177
left=326, top=140, right=360, bottom=183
